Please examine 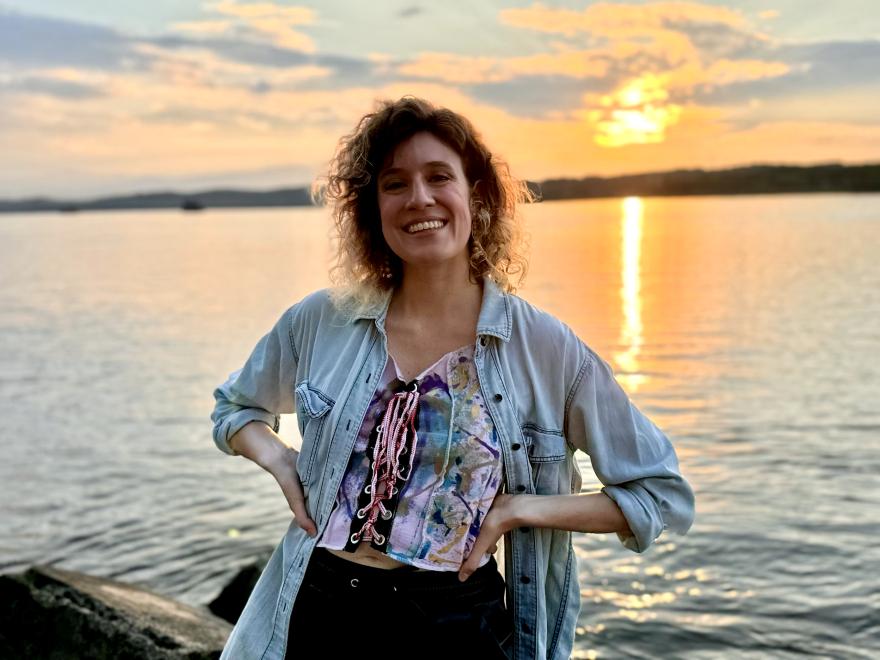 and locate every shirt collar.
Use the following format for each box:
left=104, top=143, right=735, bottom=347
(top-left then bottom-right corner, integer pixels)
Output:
left=352, top=276, right=512, bottom=342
